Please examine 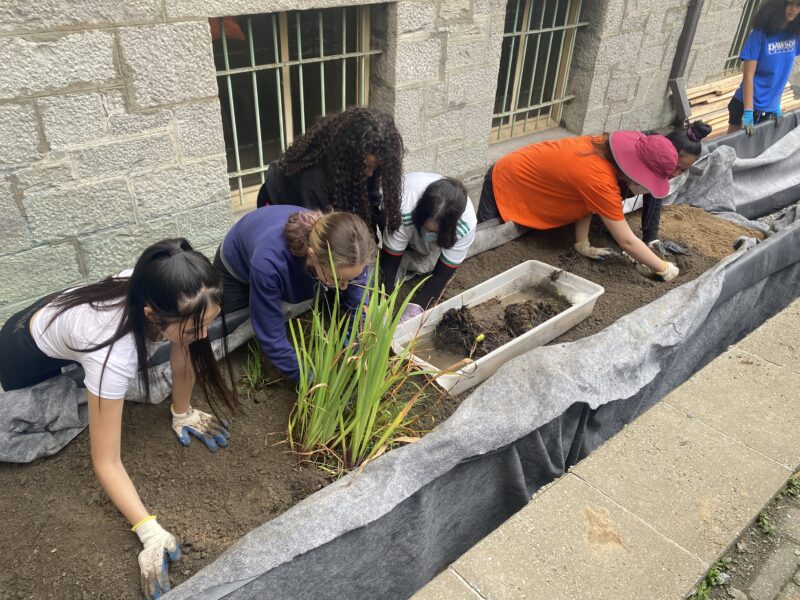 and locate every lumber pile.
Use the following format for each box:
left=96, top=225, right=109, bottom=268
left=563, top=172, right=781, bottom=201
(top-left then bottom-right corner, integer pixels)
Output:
left=686, top=74, right=800, bottom=137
